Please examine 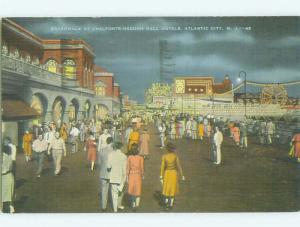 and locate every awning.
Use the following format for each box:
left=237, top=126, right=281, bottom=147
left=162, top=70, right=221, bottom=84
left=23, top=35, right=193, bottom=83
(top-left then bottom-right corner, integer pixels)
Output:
left=2, top=99, right=41, bottom=121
